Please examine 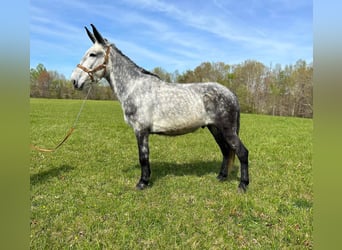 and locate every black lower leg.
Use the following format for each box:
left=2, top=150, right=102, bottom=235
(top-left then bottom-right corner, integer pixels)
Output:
left=225, top=133, right=249, bottom=192
left=135, top=131, right=151, bottom=190
left=236, top=142, right=249, bottom=192
left=217, top=157, right=229, bottom=181
left=208, top=125, right=230, bottom=180
left=136, top=157, right=151, bottom=190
